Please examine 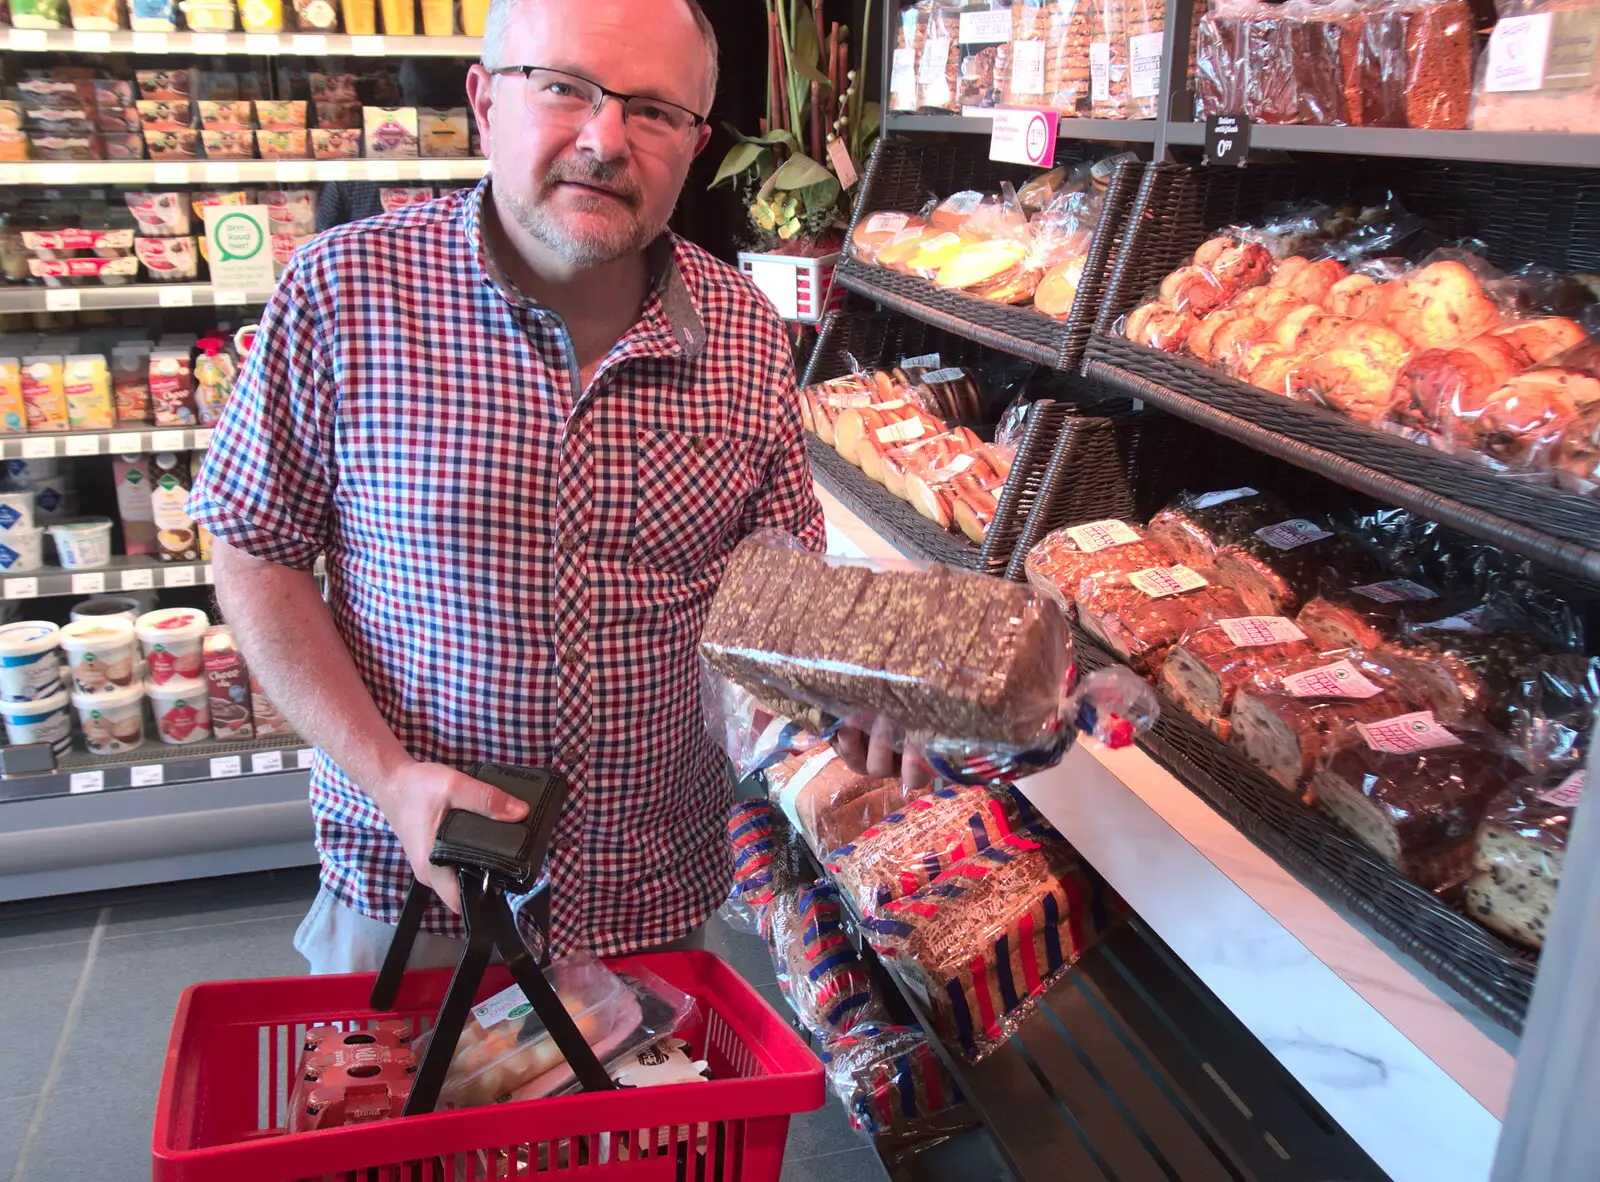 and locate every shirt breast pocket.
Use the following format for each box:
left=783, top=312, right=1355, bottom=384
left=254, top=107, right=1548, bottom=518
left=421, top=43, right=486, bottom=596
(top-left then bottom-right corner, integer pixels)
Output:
left=632, top=429, right=755, bottom=573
